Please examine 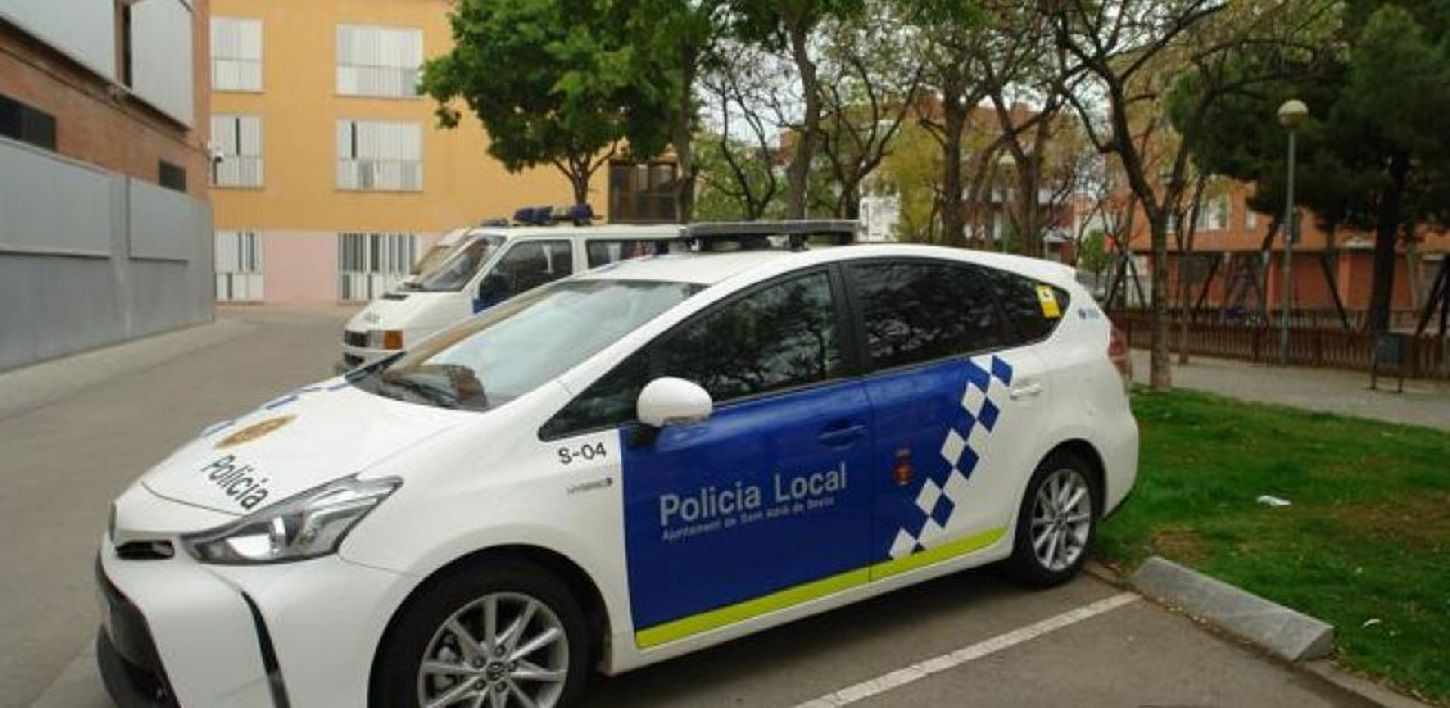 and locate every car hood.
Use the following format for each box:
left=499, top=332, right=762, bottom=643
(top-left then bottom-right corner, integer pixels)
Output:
left=141, top=380, right=469, bottom=516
